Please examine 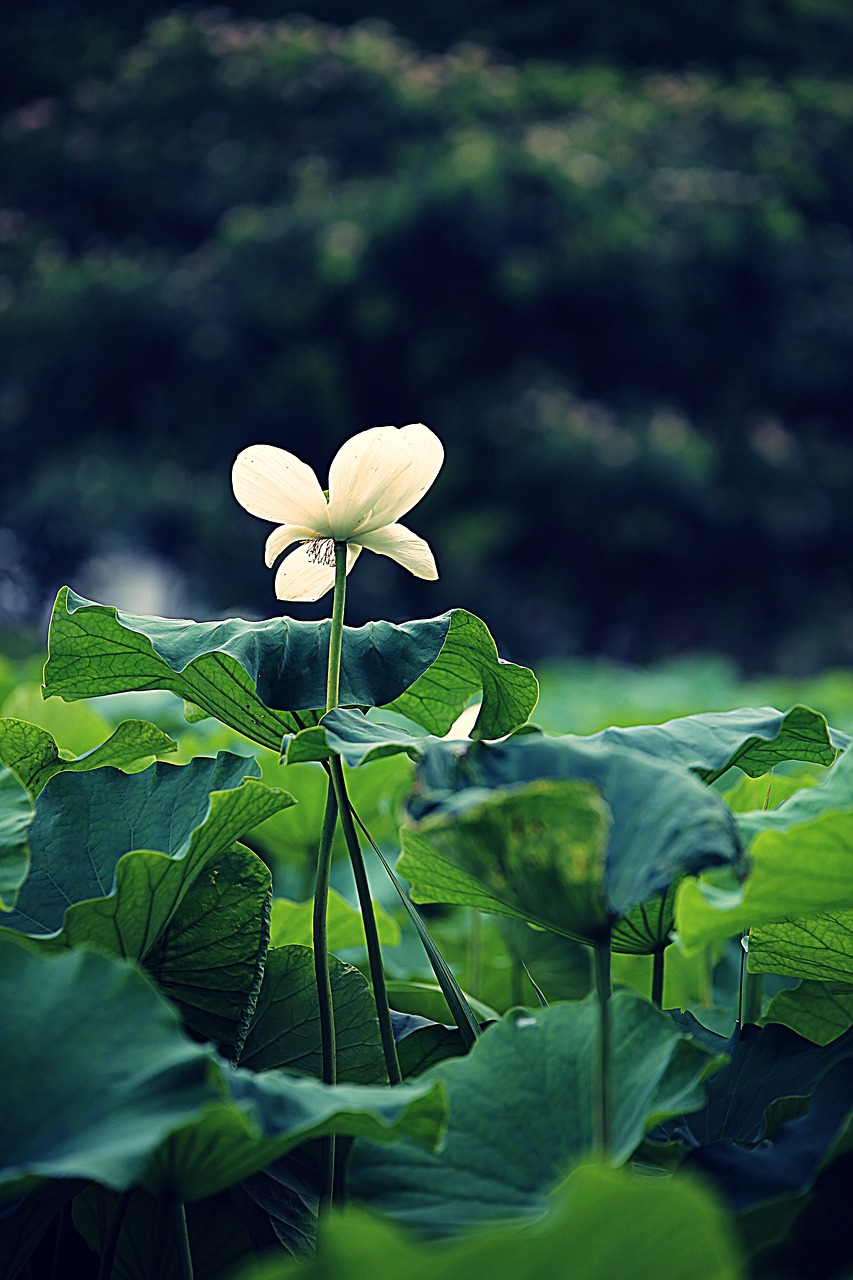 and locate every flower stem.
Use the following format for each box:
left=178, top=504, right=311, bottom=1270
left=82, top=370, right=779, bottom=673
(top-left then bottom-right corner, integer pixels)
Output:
left=651, top=948, right=665, bottom=1009
left=173, top=1201, right=195, bottom=1280
left=331, top=756, right=402, bottom=1084
left=311, top=540, right=349, bottom=1209
left=313, top=780, right=339, bottom=1210
left=326, top=541, right=348, bottom=713
left=593, top=933, right=612, bottom=1158
left=741, top=931, right=764, bottom=1027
